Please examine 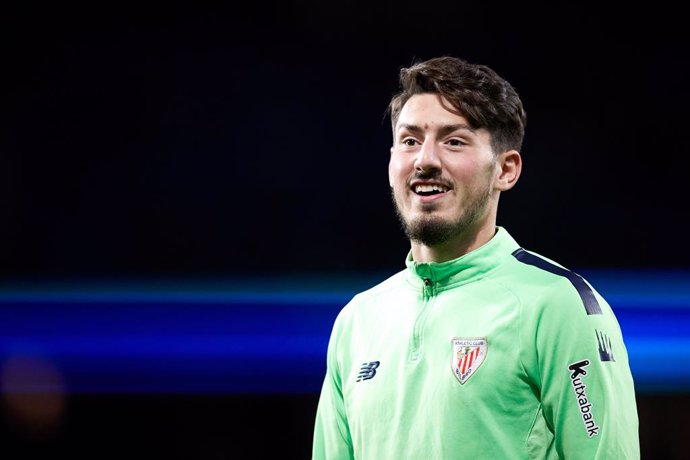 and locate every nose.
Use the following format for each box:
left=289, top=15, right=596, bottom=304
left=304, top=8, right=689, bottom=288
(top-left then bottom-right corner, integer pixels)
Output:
left=414, top=140, right=442, bottom=174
